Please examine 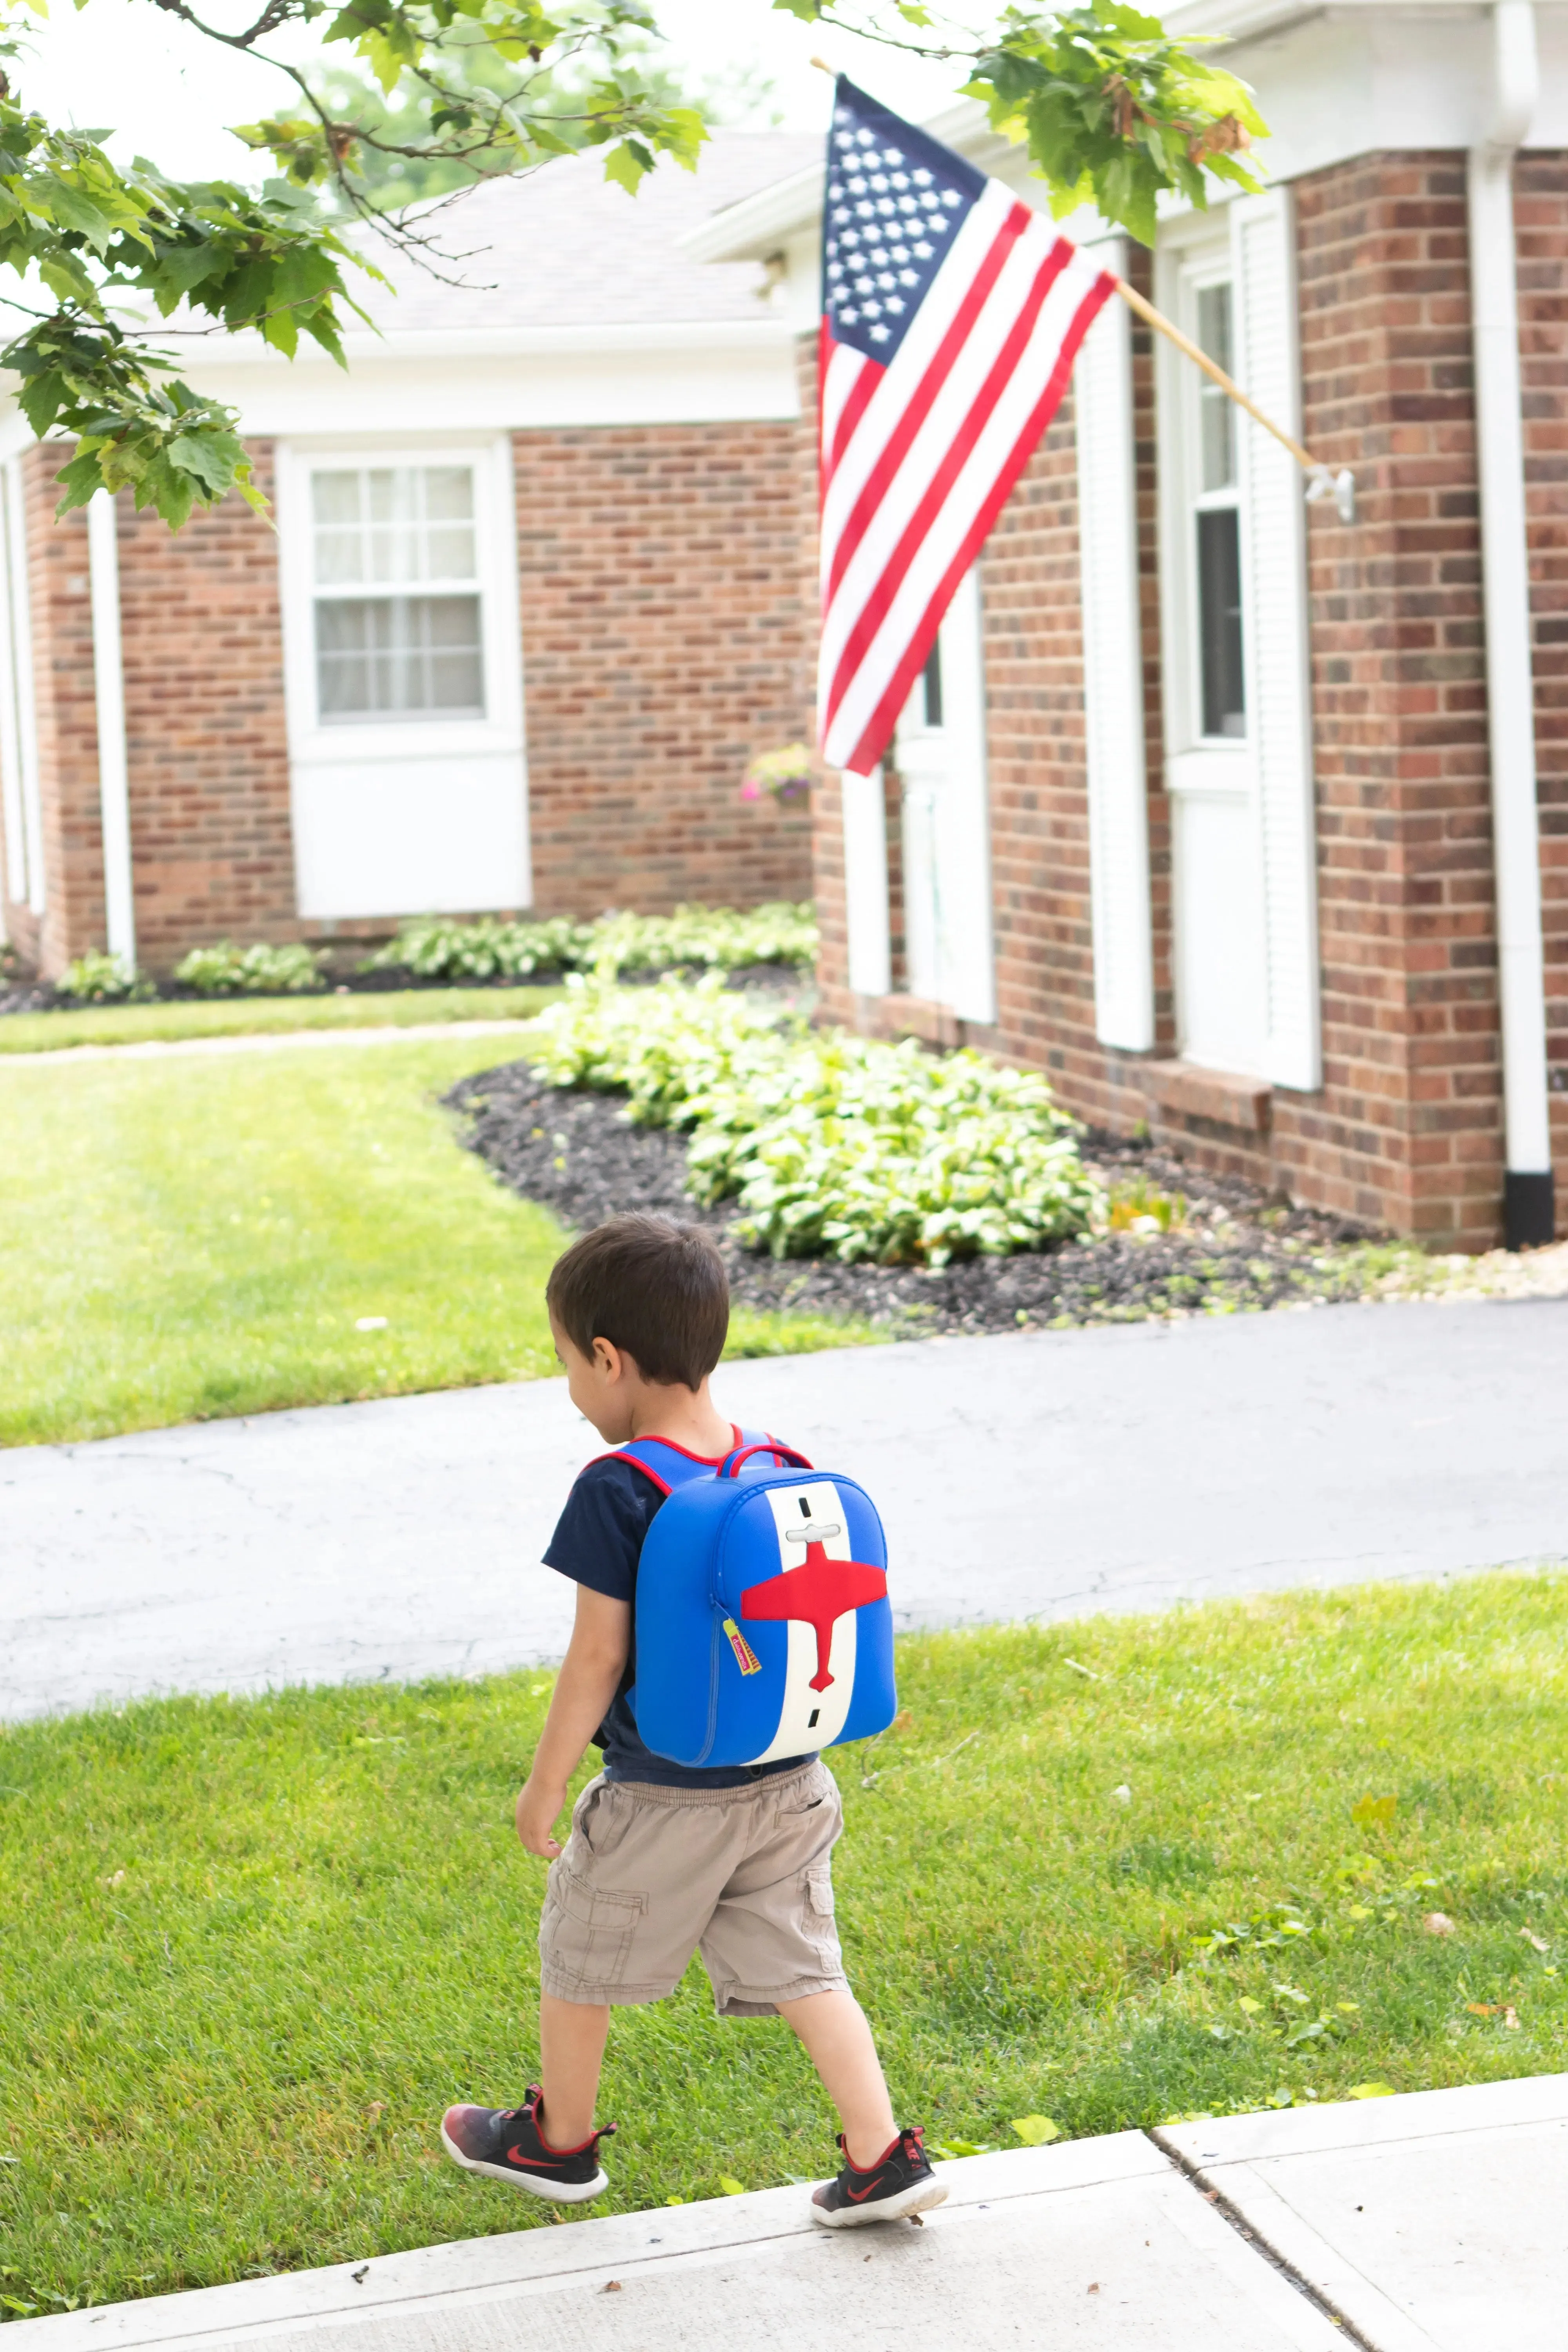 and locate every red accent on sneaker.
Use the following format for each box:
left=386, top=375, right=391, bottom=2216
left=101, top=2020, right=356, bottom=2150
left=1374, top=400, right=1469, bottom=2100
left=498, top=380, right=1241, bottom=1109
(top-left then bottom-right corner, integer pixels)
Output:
left=528, top=2092, right=609, bottom=2158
